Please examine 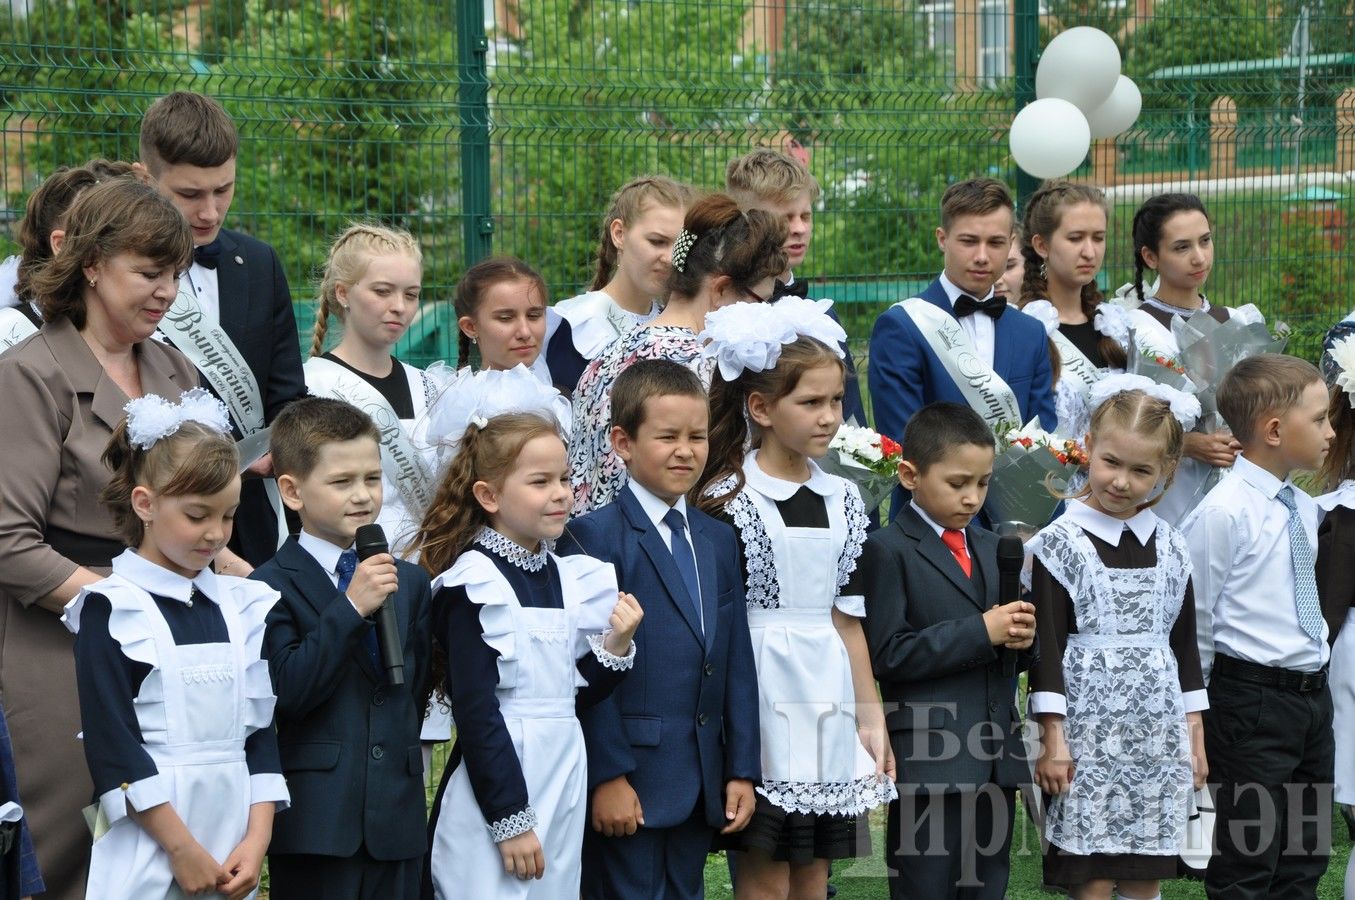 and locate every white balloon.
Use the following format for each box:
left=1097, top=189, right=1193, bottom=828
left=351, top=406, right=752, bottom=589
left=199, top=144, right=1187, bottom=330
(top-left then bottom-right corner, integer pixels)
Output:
left=1085, top=75, right=1142, bottom=139
left=1009, top=98, right=1092, bottom=179
left=1035, top=26, right=1121, bottom=114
